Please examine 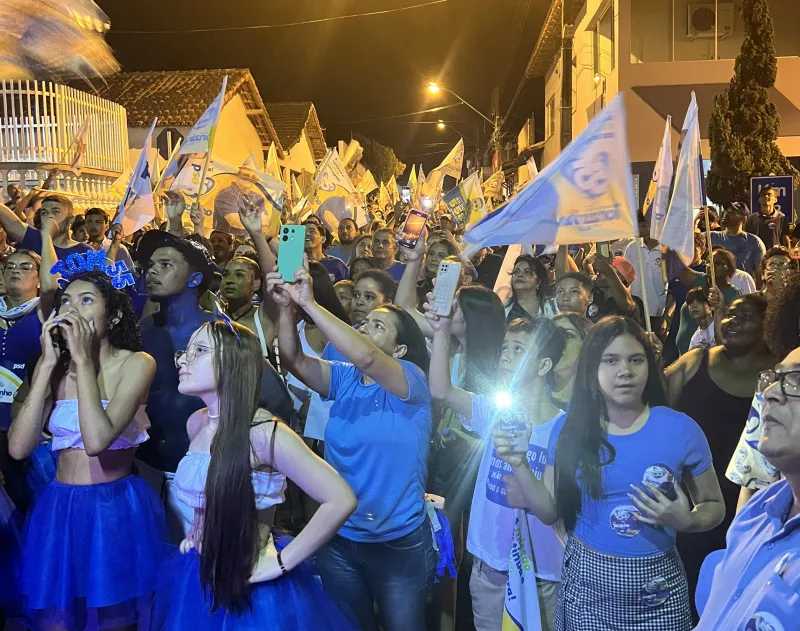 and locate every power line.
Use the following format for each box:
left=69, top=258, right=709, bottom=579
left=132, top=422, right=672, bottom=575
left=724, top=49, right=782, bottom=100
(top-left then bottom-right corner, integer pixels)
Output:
left=335, top=103, right=461, bottom=124
left=114, top=0, right=449, bottom=35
